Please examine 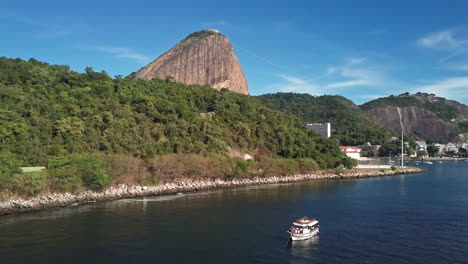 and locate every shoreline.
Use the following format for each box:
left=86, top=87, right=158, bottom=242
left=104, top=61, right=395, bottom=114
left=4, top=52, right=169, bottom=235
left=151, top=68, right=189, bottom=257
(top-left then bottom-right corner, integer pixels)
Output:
left=0, top=167, right=422, bottom=216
